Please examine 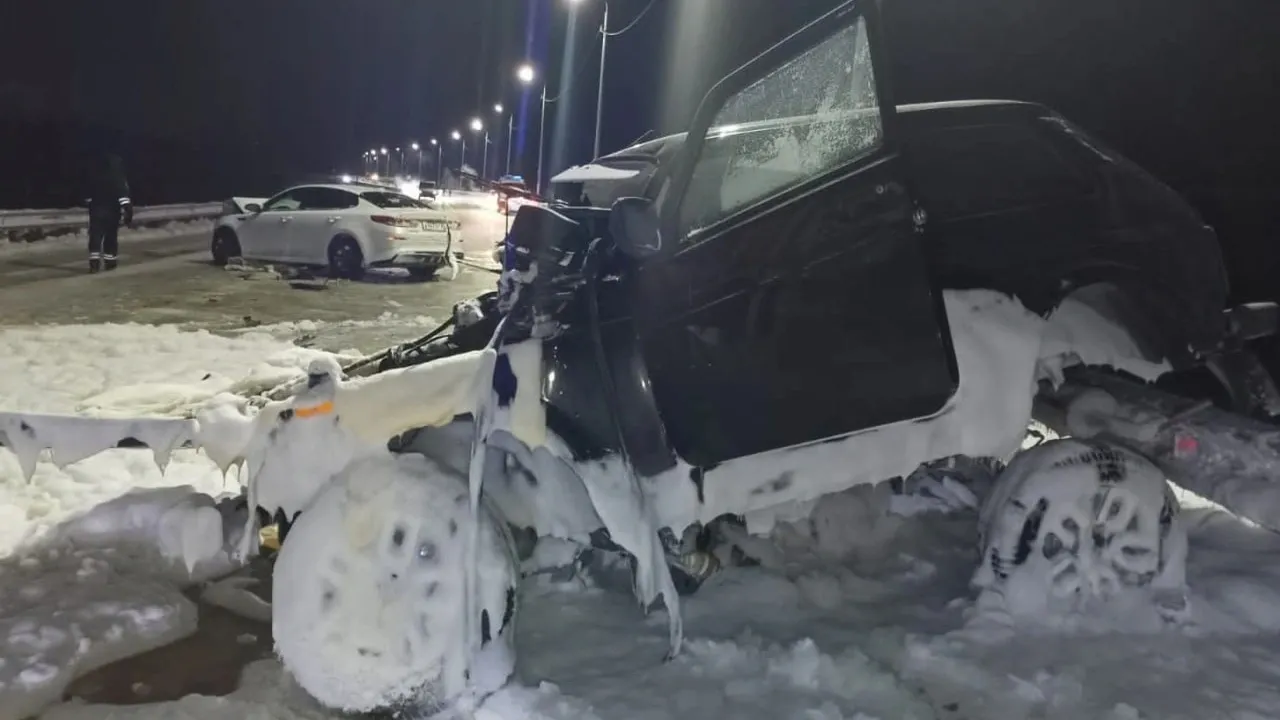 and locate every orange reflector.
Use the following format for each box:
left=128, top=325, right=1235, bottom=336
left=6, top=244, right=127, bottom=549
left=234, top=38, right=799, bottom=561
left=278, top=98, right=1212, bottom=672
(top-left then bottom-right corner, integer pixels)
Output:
left=294, top=401, right=335, bottom=418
